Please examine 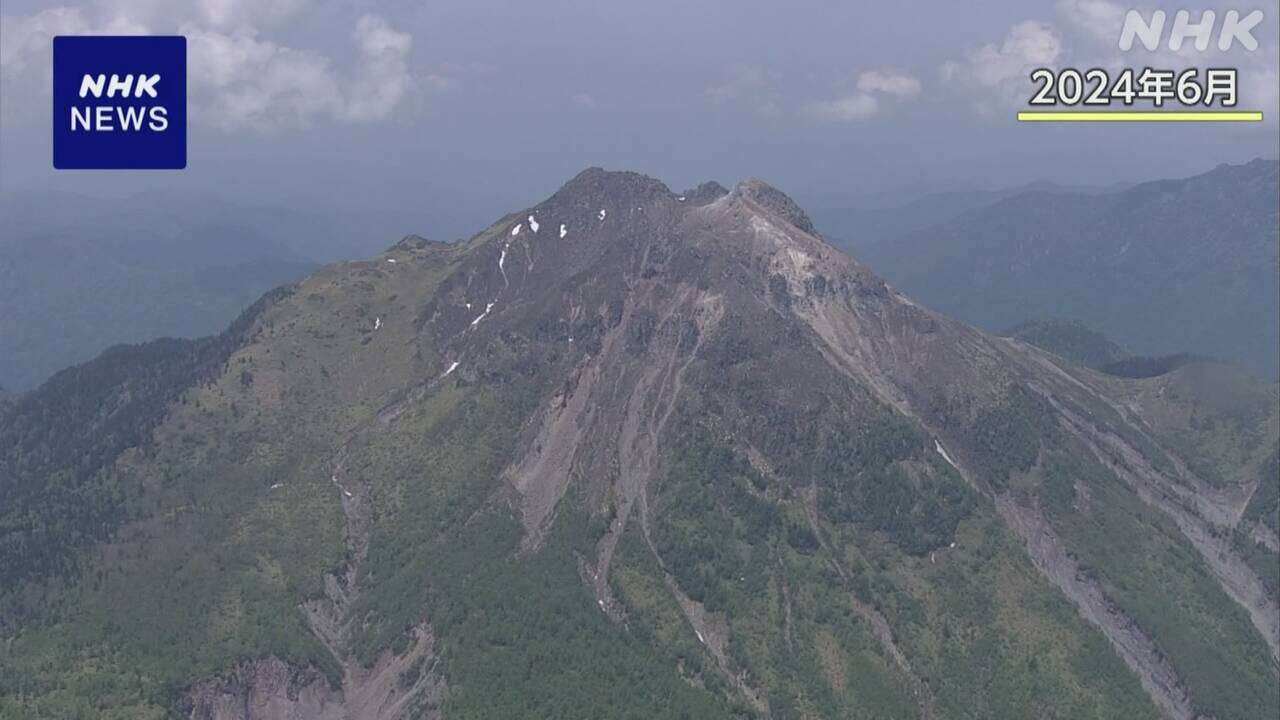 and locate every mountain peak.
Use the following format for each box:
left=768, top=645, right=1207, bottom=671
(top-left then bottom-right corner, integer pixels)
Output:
left=680, top=180, right=729, bottom=206
left=732, top=178, right=817, bottom=235
left=548, top=167, right=674, bottom=208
